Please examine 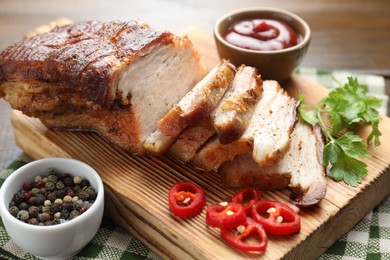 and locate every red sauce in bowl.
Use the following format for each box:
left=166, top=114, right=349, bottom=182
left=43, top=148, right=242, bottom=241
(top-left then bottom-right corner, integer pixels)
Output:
left=223, top=19, right=300, bottom=51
